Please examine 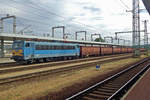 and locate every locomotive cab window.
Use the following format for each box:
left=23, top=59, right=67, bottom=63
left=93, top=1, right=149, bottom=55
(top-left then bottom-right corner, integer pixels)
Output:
left=25, top=43, right=30, bottom=47
left=12, top=42, right=23, bottom=49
